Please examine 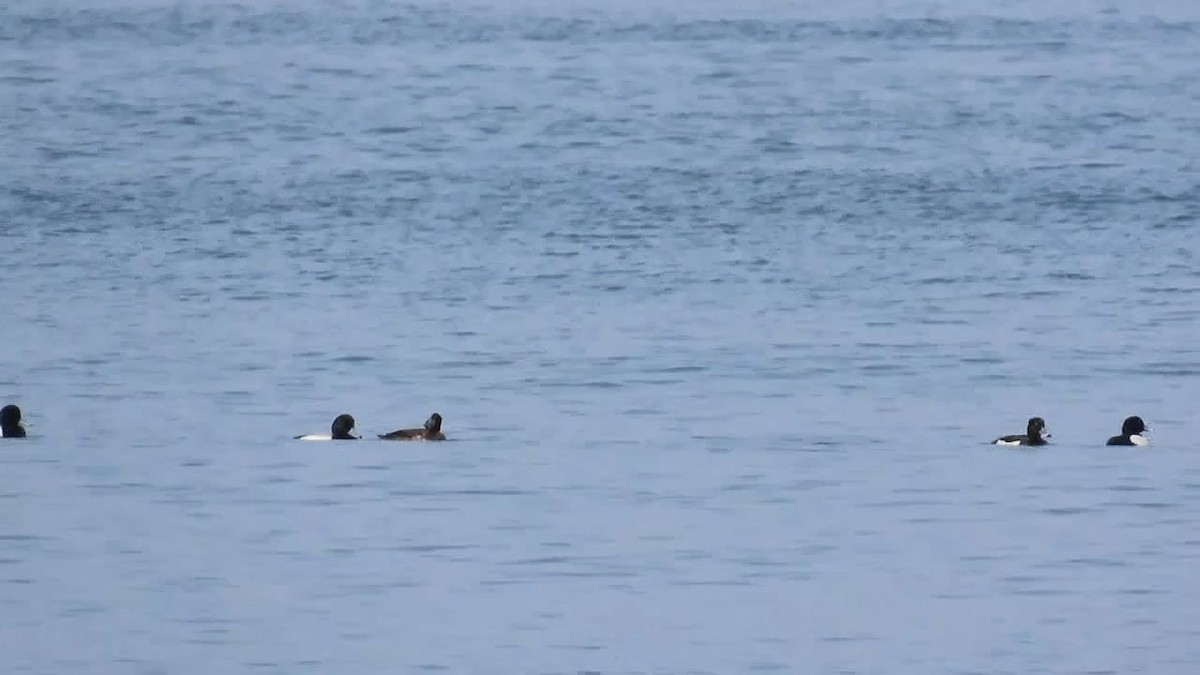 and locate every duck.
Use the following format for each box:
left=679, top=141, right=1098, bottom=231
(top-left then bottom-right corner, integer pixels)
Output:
left=379, top=412, right=446, bottom=441
left=1, top=404, right=27, bottom=438
left=993, top=417, right=1050, bottom=446
left=1106, top=415, right=1149, bottom=446
left=295, top=414, right=360, bottom=441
